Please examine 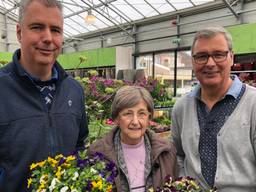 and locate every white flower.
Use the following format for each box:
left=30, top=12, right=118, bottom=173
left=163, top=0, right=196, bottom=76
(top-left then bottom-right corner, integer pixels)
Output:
left=71, top=189, right=78, bottom=192
left=60, top=186, right=69, bottom=192
left=49, top=178, right=59, bottom=192
left=72, top=172, right=79, bottom=181
left=39, top=175, right=46, bottom=184
left=90, top=167, right=97, bottom=174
